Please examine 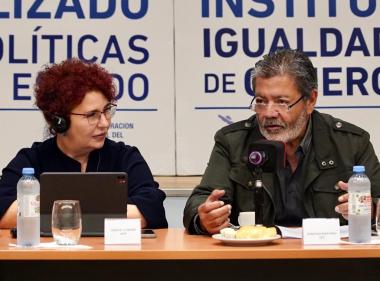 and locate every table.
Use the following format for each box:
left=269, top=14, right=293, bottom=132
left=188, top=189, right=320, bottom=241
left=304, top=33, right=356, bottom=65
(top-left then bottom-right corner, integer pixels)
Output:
left=1, top=228, right=380, bottom=281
